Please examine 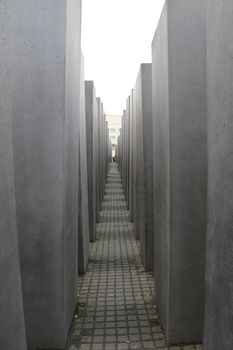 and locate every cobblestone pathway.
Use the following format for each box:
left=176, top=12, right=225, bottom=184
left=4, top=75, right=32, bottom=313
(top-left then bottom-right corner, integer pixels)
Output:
left=67, top=164, right=202, bottom=350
